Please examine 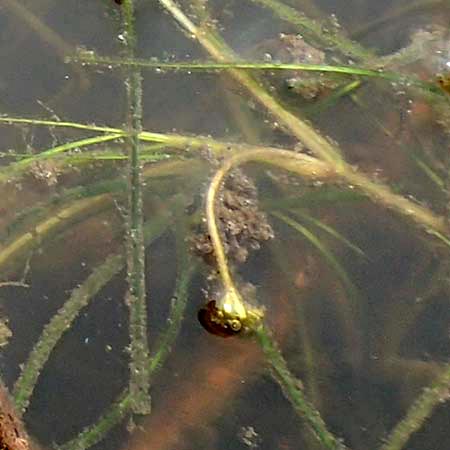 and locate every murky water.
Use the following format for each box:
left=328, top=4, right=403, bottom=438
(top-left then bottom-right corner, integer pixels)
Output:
left=1, top=1, right=450, bottom=450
